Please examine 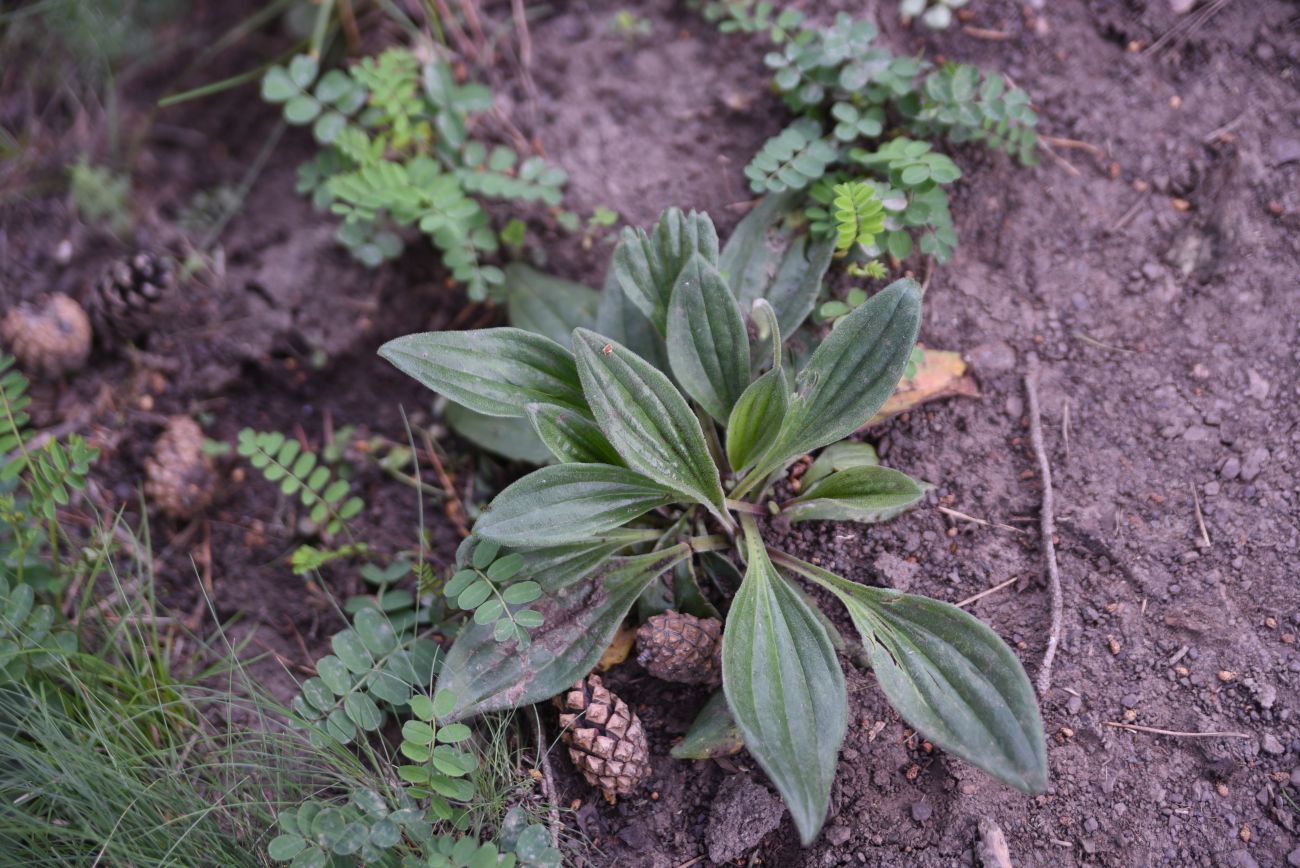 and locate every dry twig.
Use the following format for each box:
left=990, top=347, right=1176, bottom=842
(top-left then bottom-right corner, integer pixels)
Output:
left=957, top=576, right=1021, bottom=609
left=1105, top=721, right=1251, bottom=739
left=419, top=429, right=470, bottom=537
left=938, top=506, right=1028, bottom=536
left=1025, top=354, right=1063, bottom=697
left=962, top=26, right=1012, bottom=41
left=1191, top=483, right=1211, bottom=548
